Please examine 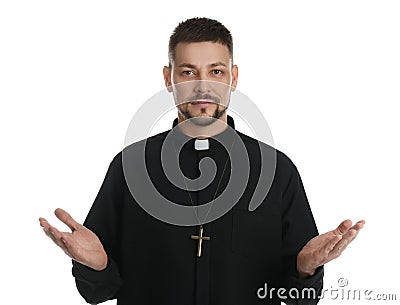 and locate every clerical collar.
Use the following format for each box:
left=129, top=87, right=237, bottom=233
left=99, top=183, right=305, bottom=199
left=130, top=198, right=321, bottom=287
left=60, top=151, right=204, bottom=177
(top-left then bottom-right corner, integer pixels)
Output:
left=170, top=115, right=236, bottom=152
left=194, top=138, right=209, bottom=150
